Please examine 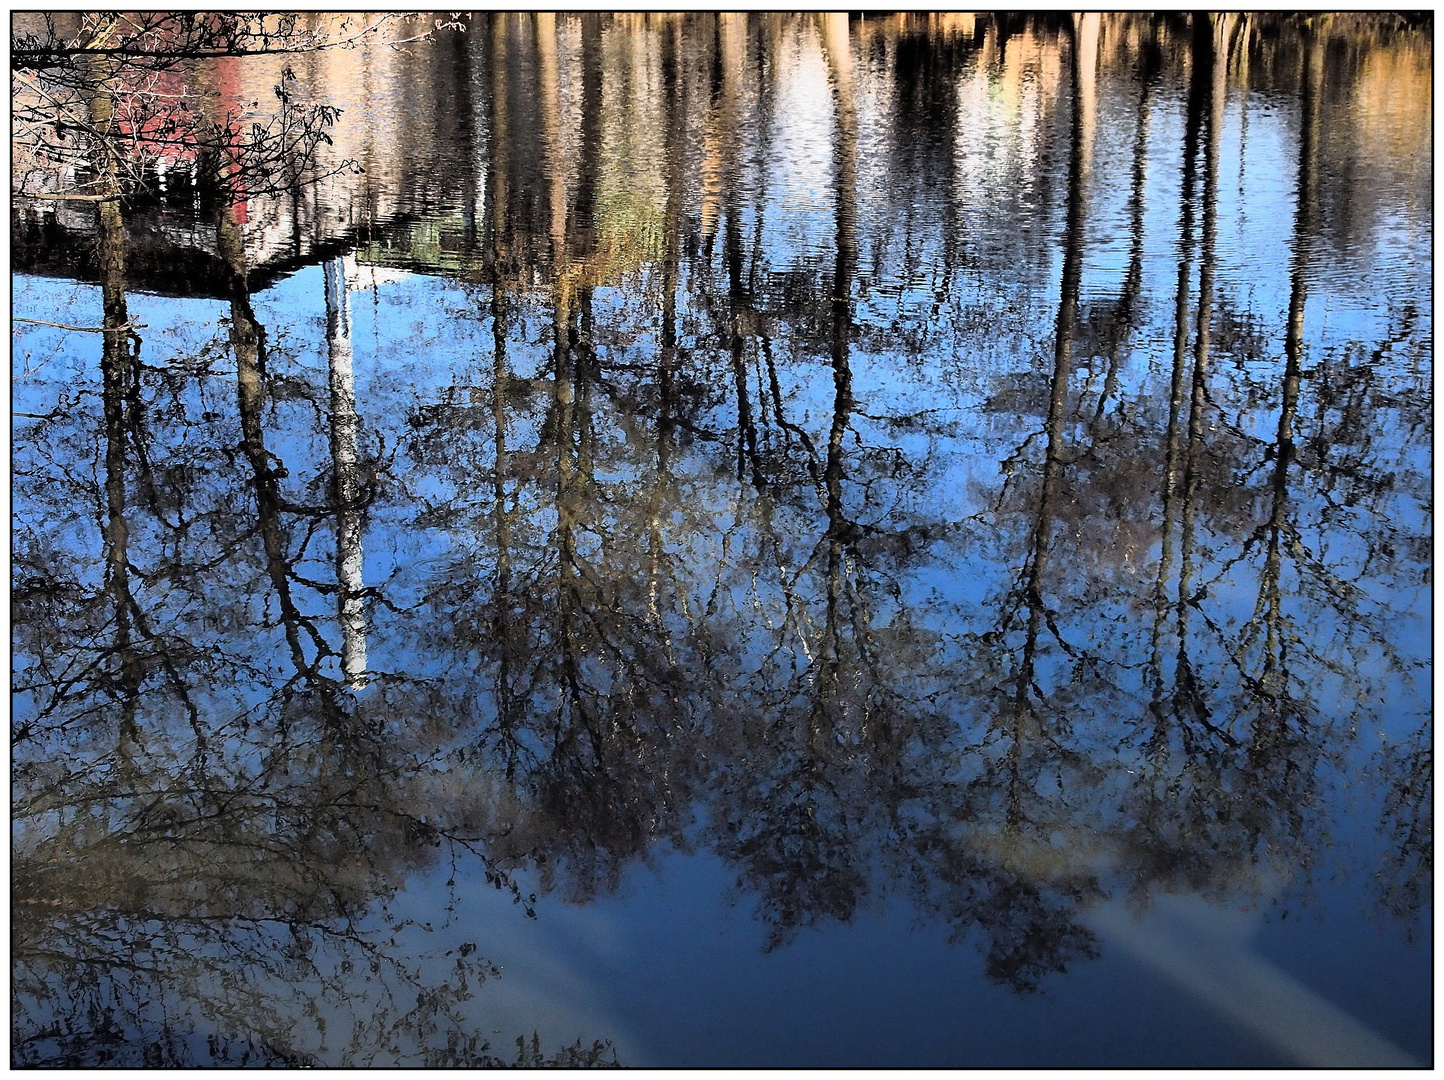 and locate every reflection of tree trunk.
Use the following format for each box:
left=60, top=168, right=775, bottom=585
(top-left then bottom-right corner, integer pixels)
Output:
left=323, top=256, right=368, bottom=688
left=455, top=23, right=482, bottom=250
left=537, top=17, right=602, bottom=760
left=535, top=13, right=566, bottom=269
left=1148, top=16, right=1209, bottom=714
left=749, top=28, right=805, bottom=483
left=484, top=15, right=523, bottom=770
left=537, top=7, right=576, bottom=706
left=699, top=17, right=725, bottom=258
left=486, top=14, right=511, bottom=282
left=1012, top=13, right=1095, bottom=717
left=746, top=23, right=808, bottom=481
left=808, top=13, right=860, bottom=754
left=822, top=13, right=858, bottom=547
left=550, top=292, right=583, bottom=733
left=1253, top=20, right=1318, bottom=748
left=823, top=17, right=858, bottom=542
left=217, top=201, right=313, bottom=677
left=1176, top=14, right=1233, bottom=643
left=648, top=20, right=685, bottom=627
left=90, top=42, right=134, bottom=711
left=1071, top=13, right=1098, bottom=188
left=717, top=15, right=763, bottom=491
left=660, top=19, right=684, bottom=431
left=574, top=14, right=603, bottom=260
left=1092, top=72, right=1153, bottom=421
left=490, top=279, right=521, bottom=771
left=552, top=294, right=602, bottom=764
left=748, top=24, right=774, bottom=303
left=97, top=186, right=143, bottom=761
